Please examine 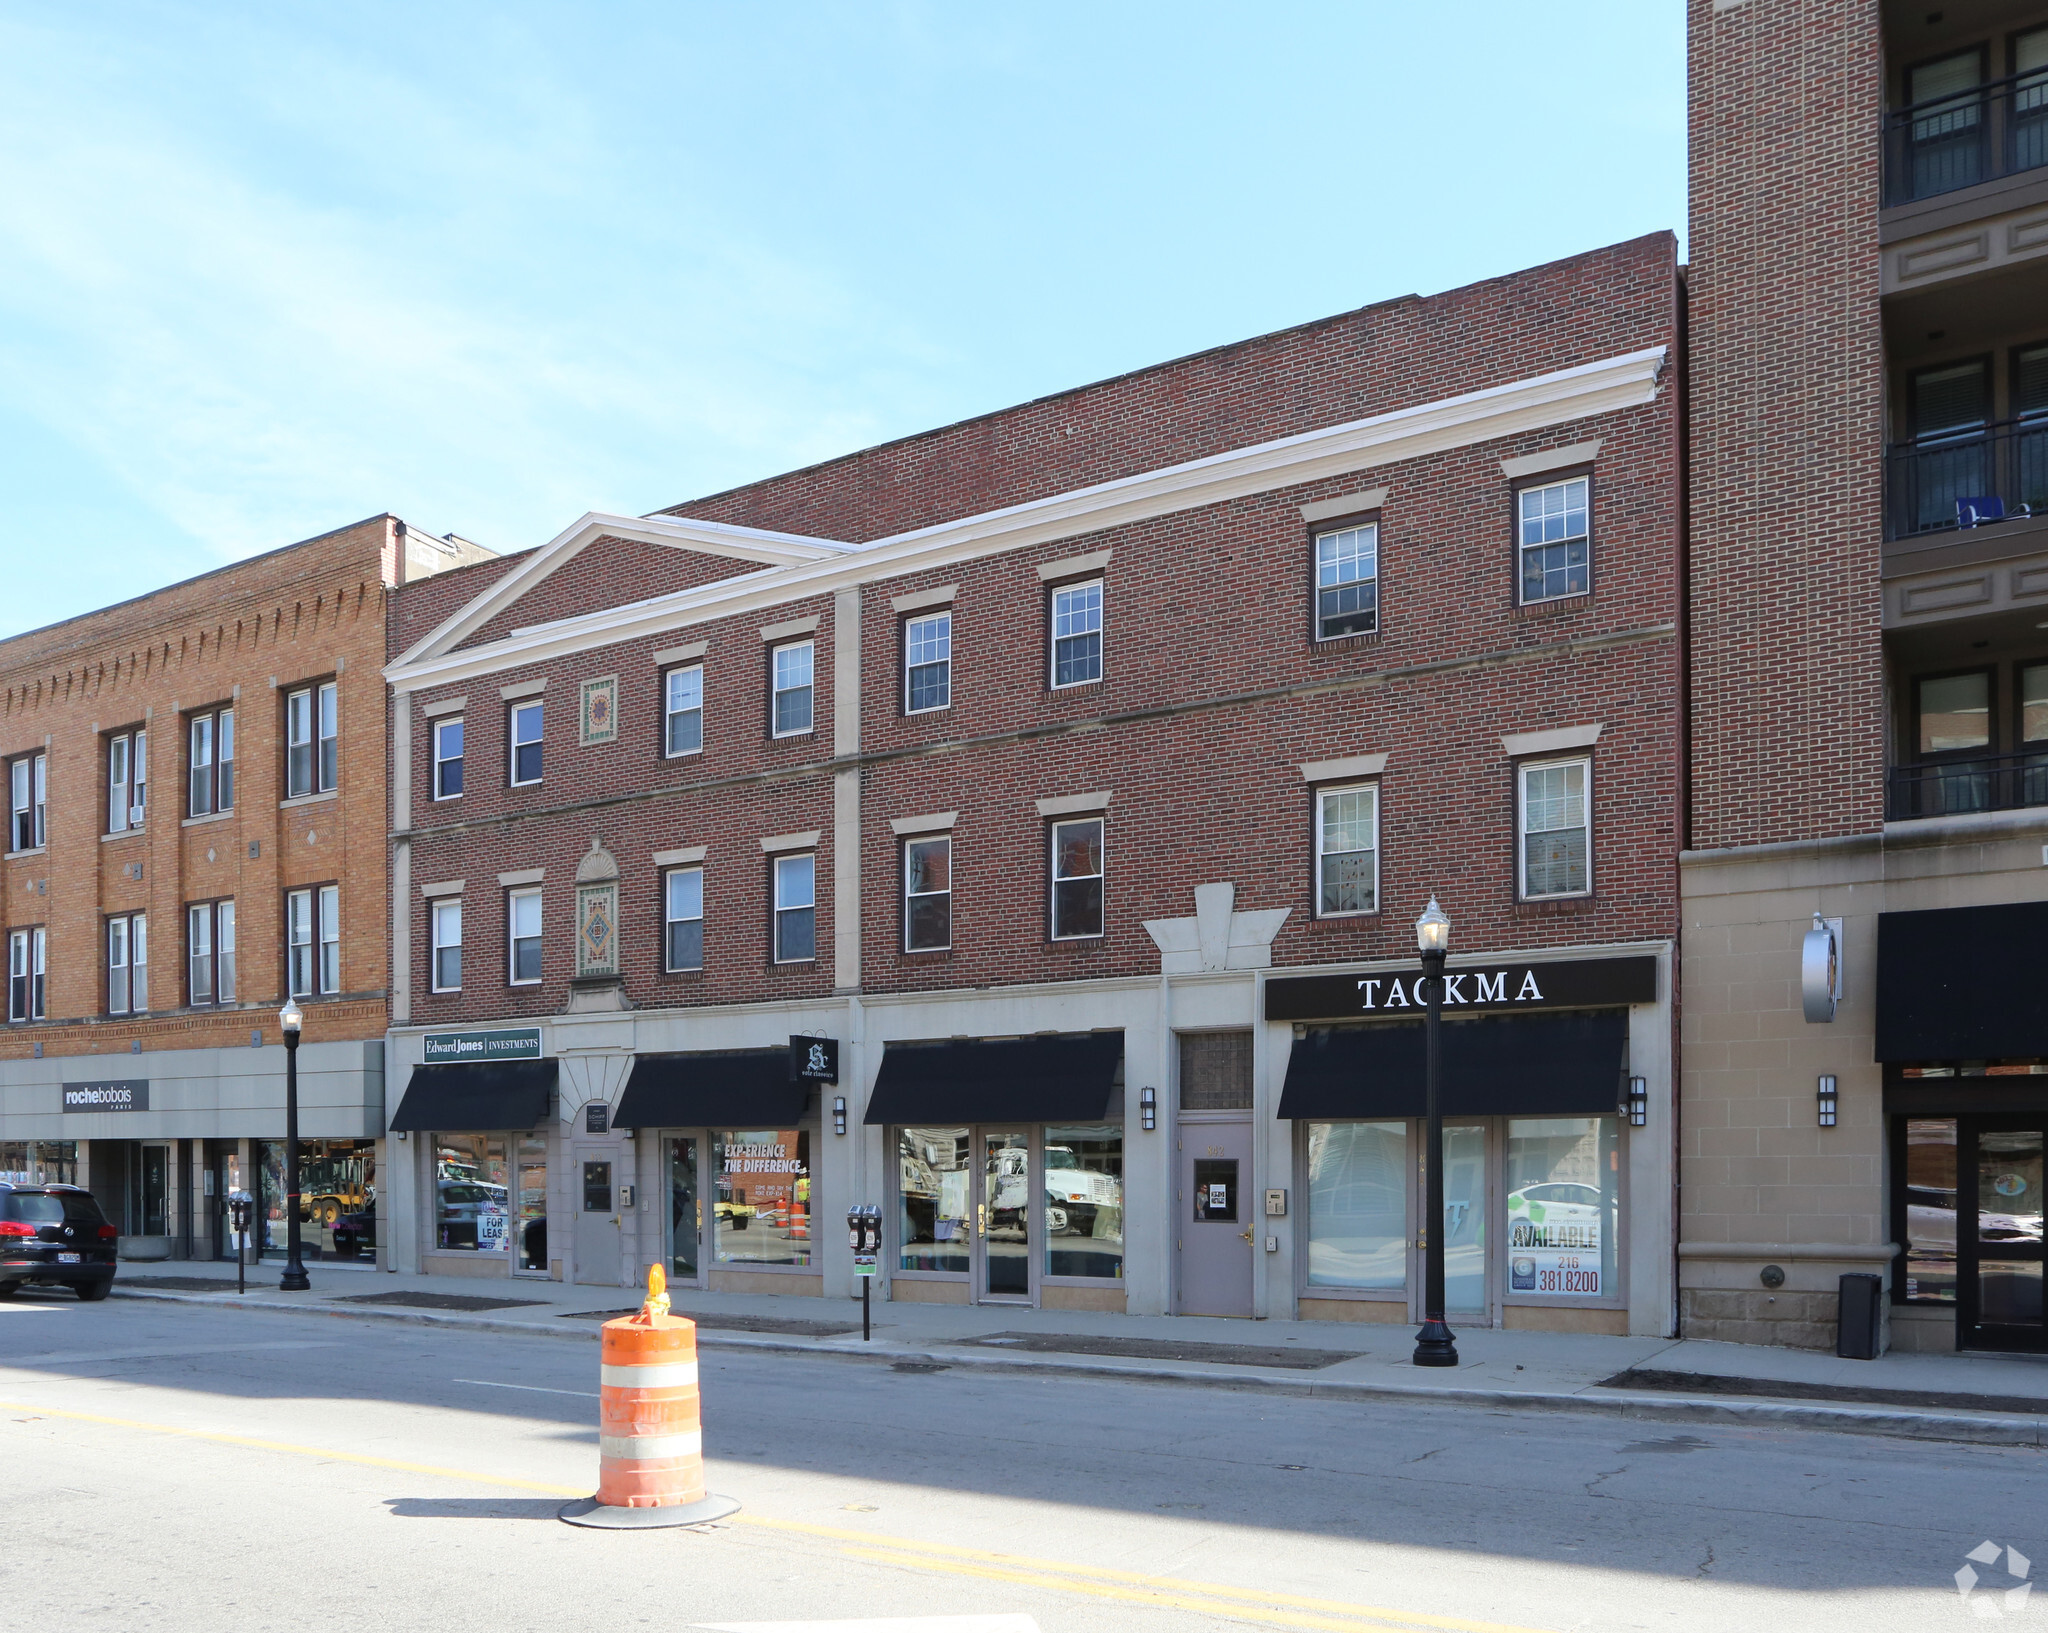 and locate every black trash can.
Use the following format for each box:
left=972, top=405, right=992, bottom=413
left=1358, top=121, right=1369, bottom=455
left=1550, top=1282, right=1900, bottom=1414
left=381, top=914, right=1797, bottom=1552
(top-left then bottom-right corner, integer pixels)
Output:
left=1837, top=1271, right=1883, bottom=1360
